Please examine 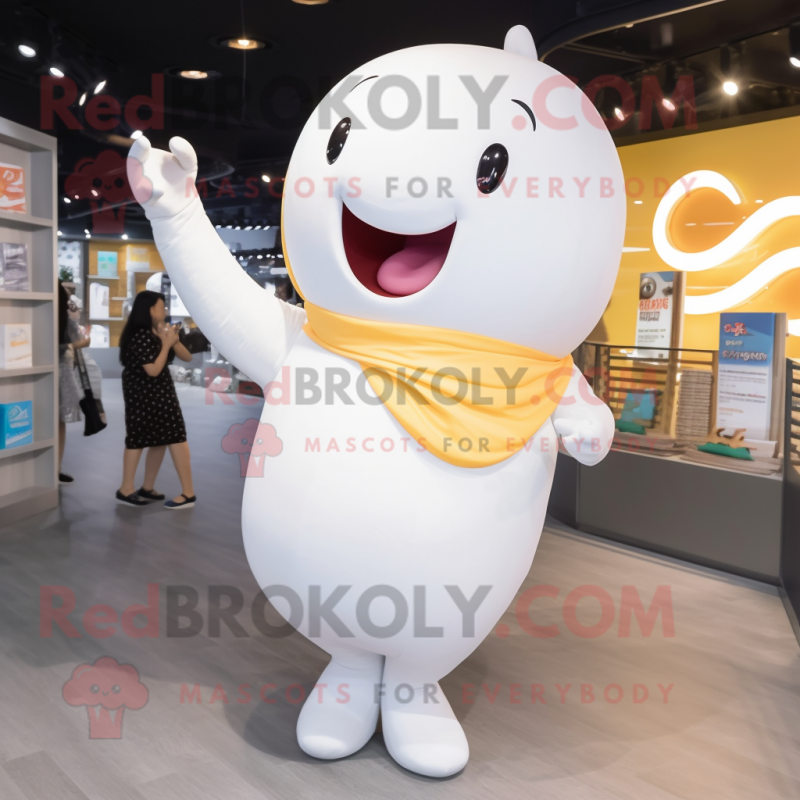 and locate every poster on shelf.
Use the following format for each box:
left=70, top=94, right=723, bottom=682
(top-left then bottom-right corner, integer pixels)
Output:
left=634, top=271, right=675, bottom=359
left=0, top=243, right=30, bottom=291
left=89, top=281, right=110, bottom=319
left=89, top=324, right=109, bottom=348
left=0, top=163, right=27, bottom=214
left=0, top=323, right=32, bottom=368
left=96, top=251, right=119, bottom=278
left=715, top=312, right=776, bottom=441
